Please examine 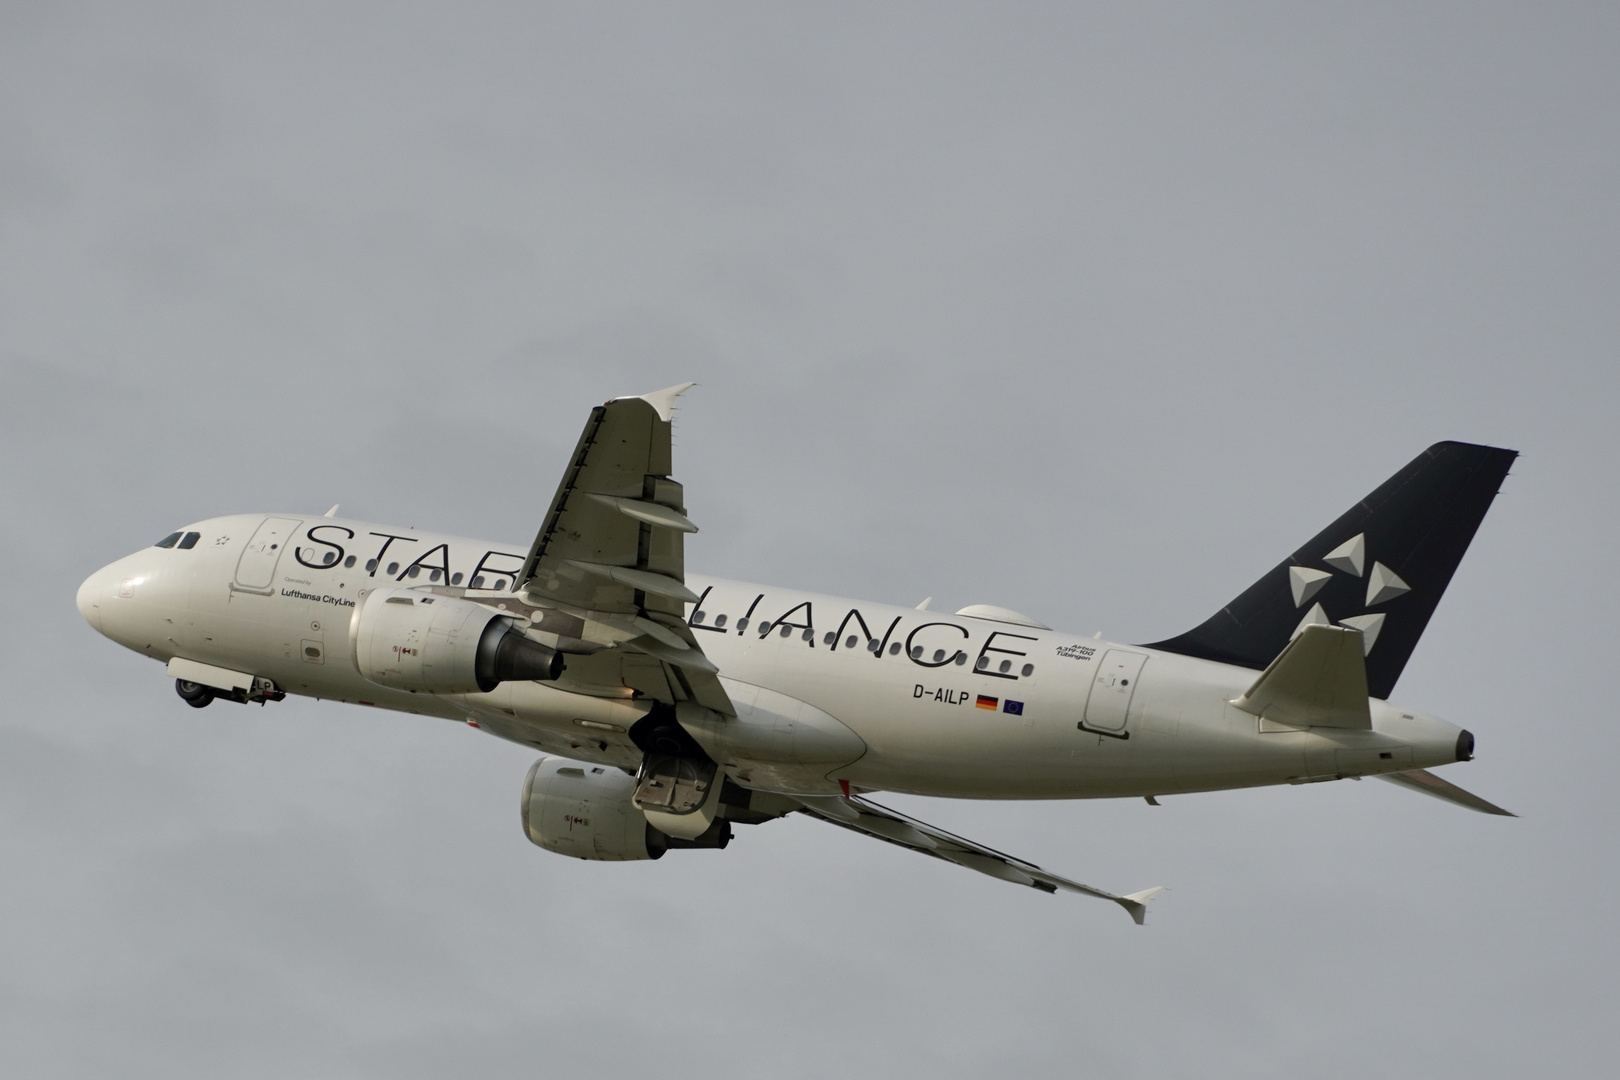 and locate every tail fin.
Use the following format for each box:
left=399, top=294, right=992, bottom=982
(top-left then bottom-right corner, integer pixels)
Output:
left=1144, top=441, right=1517, bottom=699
